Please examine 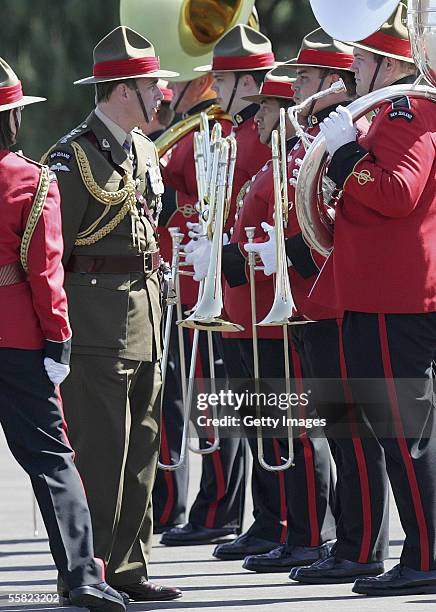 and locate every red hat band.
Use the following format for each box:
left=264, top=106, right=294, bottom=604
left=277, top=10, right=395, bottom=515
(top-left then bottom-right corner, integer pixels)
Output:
left=212, top=52, right=275, bottom=71
left=360, top=30, right=412, bottom=58
left=260, top=81, right=294, bottom=99
left=93, top=56, right=161, bottom=78
left=0, top=82, right=23, bottom=106
left=297, top=49, right=354, bottom=69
